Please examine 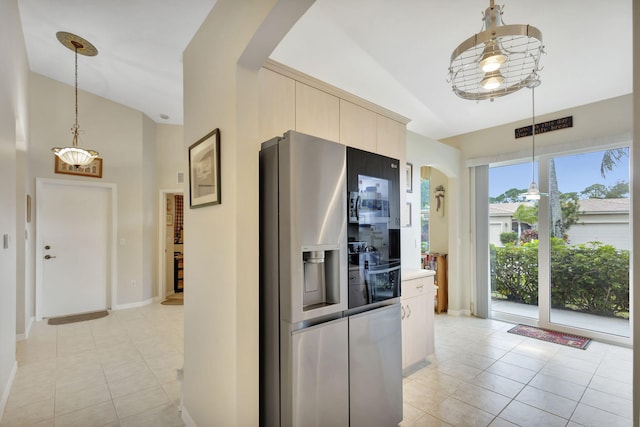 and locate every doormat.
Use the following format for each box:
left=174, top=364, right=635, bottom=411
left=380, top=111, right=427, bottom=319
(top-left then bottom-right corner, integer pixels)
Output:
left=161, top=293, right=183, bottom=305
left=48, top=310, right=109, bottom=325
left=507, top=324, right=591, bottom=350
